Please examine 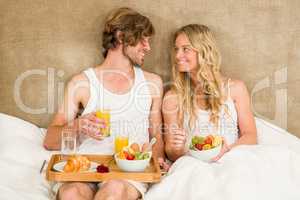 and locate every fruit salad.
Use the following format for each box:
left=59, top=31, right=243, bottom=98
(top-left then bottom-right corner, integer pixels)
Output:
left=189, top=135, right=222, bottom=151
left=117, top=142, right=151, bottom=160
